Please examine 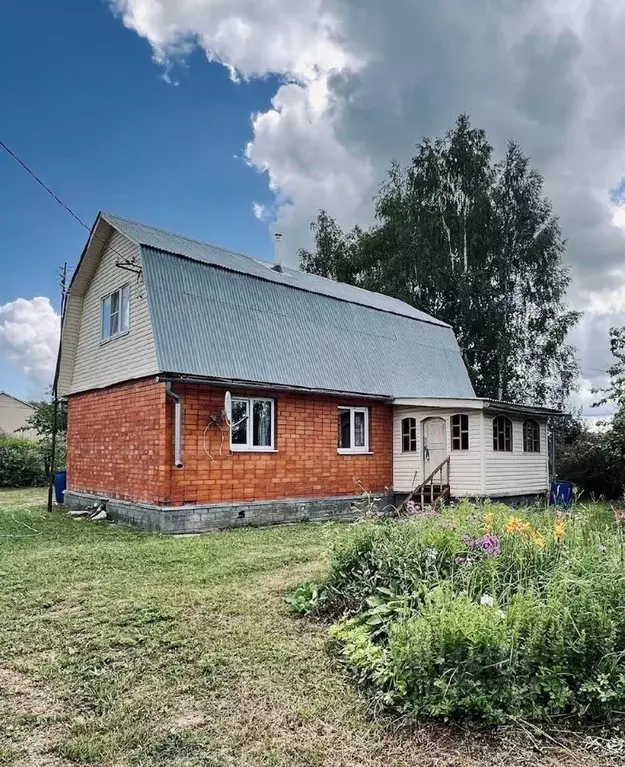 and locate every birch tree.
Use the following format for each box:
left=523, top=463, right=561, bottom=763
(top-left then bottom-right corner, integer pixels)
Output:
left=299, top=115, right=579, bottom=406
